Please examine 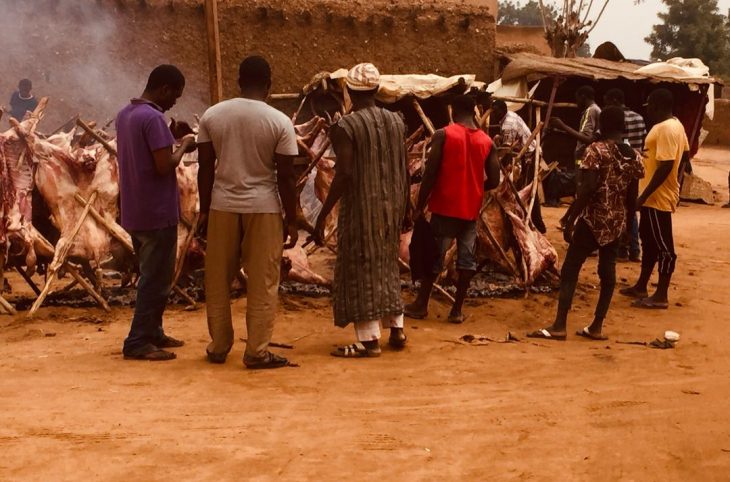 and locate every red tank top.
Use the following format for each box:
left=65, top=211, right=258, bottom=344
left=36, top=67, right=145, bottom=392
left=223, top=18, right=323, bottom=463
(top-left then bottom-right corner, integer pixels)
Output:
left=428, top=124, right=493, bottom=221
